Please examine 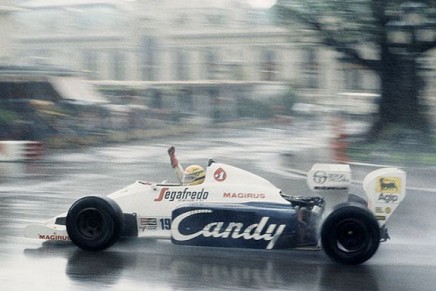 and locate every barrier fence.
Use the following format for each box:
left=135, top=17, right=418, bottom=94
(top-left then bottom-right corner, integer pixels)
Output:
left=0, top=141, right=43, bottom=162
